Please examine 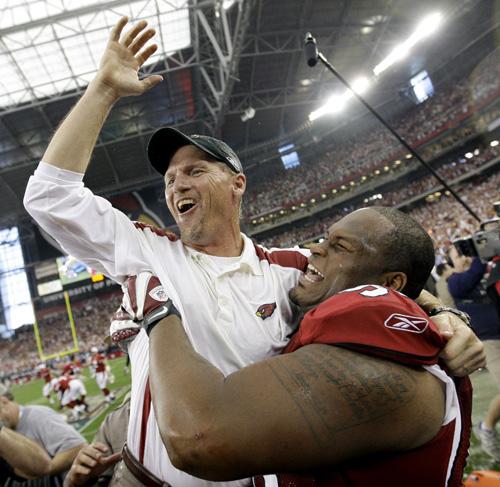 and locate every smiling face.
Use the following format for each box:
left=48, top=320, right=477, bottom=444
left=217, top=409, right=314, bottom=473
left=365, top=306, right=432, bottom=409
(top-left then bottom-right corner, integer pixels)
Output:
left=290, top=209, right=404, bottom=309
left=164, top=145, right=246, bottom=247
